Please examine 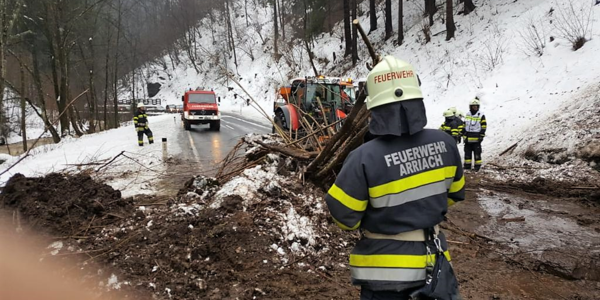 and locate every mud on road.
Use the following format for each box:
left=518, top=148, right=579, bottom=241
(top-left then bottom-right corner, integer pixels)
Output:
left=1, top=167, right=599, bottom=299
